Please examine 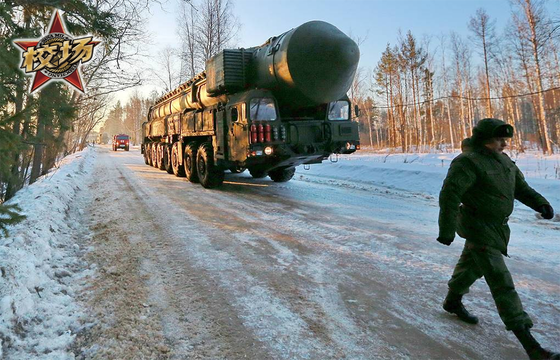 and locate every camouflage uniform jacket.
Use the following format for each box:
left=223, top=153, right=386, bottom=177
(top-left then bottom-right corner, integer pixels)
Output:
left=438, top=146, right=549, bottom=255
